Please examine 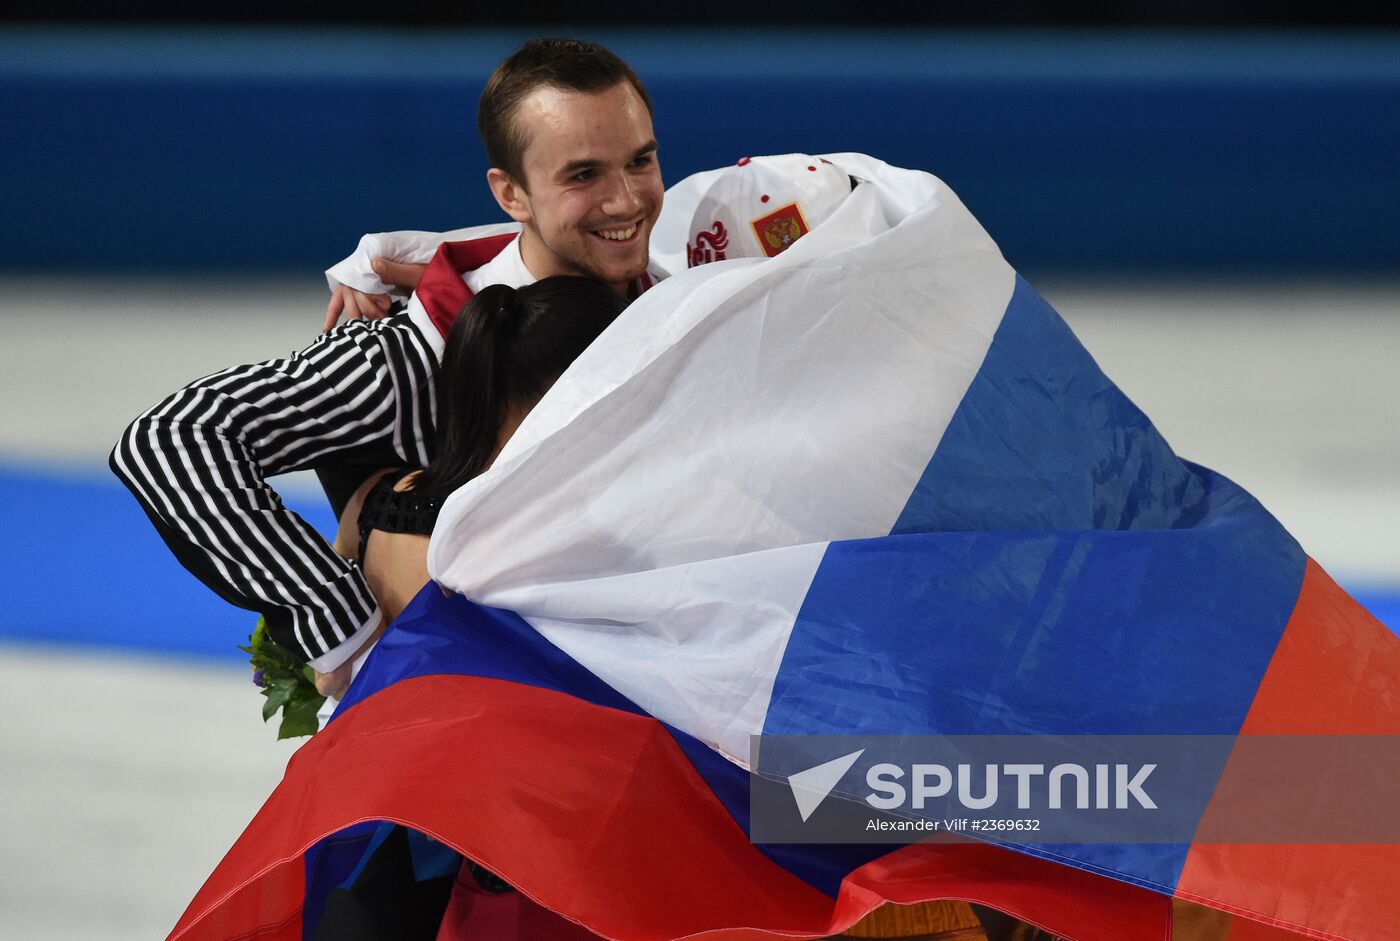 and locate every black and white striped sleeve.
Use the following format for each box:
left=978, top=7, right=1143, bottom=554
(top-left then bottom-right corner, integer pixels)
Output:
left=110, top=314, right=440, bottom=667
